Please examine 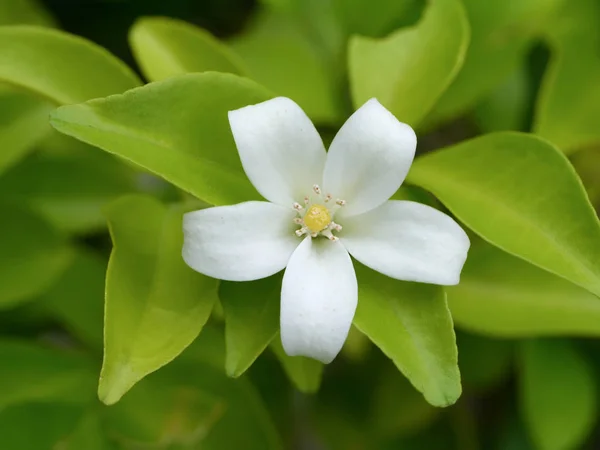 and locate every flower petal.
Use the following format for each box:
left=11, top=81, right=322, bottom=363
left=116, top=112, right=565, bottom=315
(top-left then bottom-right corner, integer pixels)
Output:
left=183, top=201, right=299, bottom=281
left=323, top=98, right=416, bottom=217
left=341, top=201, right=470, bottom=285
left=280, top=237, right=358, bottom=363
left=228, top=97, right=327, bottom=206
